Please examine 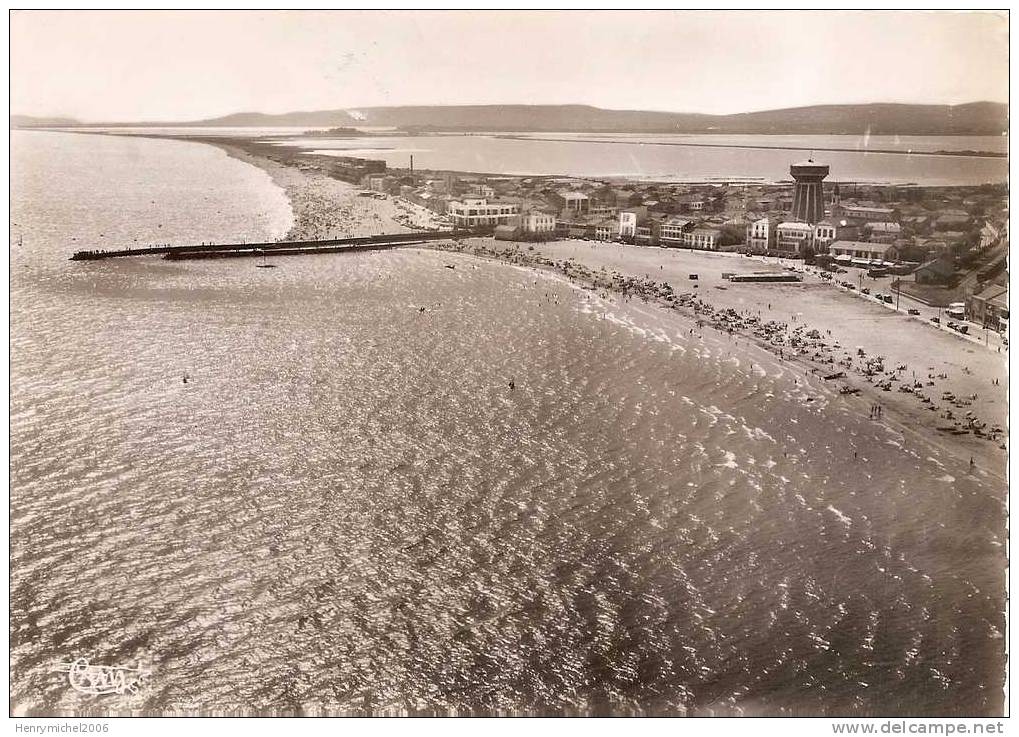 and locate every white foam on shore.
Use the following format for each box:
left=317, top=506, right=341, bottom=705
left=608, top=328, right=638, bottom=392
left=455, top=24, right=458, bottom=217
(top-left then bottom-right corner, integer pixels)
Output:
left=597, top=309, right=685, bottom=351
left=743, top=425, right=776, bottom=443
left=699, top=407, right=720, bottom=427
left=826, top=505, right=853, bottom=528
